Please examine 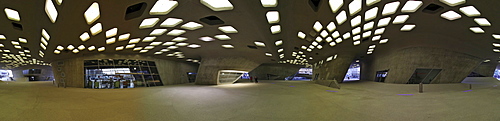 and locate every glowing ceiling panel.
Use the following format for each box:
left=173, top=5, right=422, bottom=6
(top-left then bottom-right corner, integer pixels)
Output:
left=377, top=17, right=391, bottom=27
left=215, top=35, right=231, bottom=40
left=336, top=10, right=348, bottom=25
left=379, top=39, right=388, bottom=44
left=365, top=7, right=378, bottom=21
left=374, top=28, right=385, bottom=35
left=298, top=31, right=306, bottom=39
left=266, top=11, right=280, bottom=24
left=393, top=15, right=409, bottom=24
left=326, top=22, right=336, bottom=32
left=400, top=24, right=416, bottom=31
left=167, top=29, right=186, bottom=36
left=313, top=21, right=323, bottom=32
left=469, top=27, right=484, bottom=33
left=84, top=2, right=100, bottom=25
left=474, top=18, right=491, bottom=26
left=270, top=25, right=281, bottom=34
left=366, top=0, right=381, bottom=6
left=401, top=1, right=422, bottom=13
left=441, top=10, right=461, bottom=21
left=261, top=0, right=278, bottom=7
left=4, top=8, right=20, bottom=21
left=200, top=0, right=234, bottom=11
left=118, top=33, right=130, bottom=41
left=351, top=15, right=361, bottom=27
left=440, top=0, right=465, bottom=7
left=181, top=22, right=204, bottom=30
left=382, top=1, right=400, bottom=16
left=329, top=0, right=344, bottom=13
left=460, top=6, right=481, bottom=17
left=90, top=23, right=102, bottom=35
left=222, top=44, right=234, bottom=49
left=45, top=0, right=58, bottom=23
left=150, top=0, right=178, bottom=15
left=349, top=0, right=362, bottom=16
left=160, top=18, right=183, bottom=27
left=139, top=18, right=160, bottom=29
left=218, top=26, right=238, bottom=33
left=105, top=28, right=118, bottom=38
